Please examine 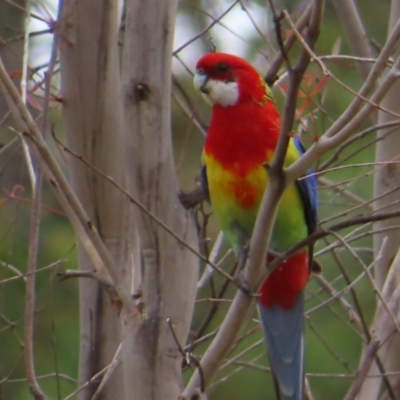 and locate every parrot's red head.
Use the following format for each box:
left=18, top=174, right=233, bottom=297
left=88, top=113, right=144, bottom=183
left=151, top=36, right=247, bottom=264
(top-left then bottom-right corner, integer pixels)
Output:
left=194, top=53, right=268, bottom=107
